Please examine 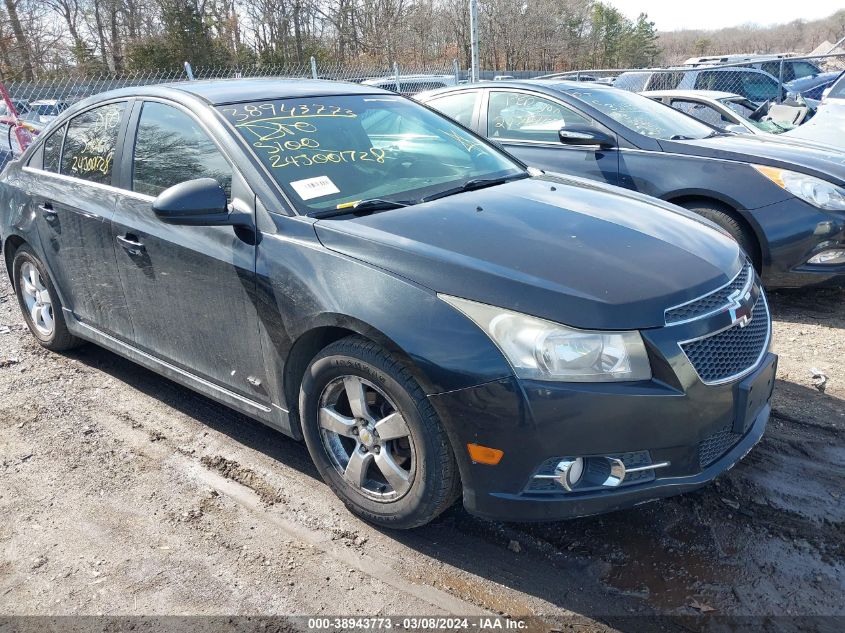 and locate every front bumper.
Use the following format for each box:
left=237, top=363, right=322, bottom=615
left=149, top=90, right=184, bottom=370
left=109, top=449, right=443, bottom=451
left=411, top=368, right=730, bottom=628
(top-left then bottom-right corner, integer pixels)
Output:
left=750, top=198, right=845, bottom=288
left=428, top=347, right=776, bottom=523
